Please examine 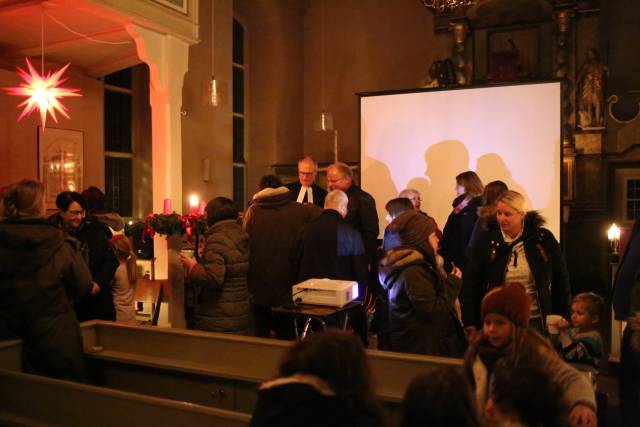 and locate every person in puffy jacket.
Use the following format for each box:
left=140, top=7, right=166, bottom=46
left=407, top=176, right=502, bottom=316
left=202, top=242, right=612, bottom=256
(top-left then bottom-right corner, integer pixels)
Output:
left=181, top=197, right=252, bottom=335
left=0, top=180, right=94, bottom=381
